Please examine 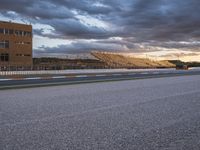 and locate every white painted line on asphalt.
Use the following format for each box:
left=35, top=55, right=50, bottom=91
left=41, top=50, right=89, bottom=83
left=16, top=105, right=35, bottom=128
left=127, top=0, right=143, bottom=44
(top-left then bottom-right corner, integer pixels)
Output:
left=0, top=79, right=12, bottom=81
left=52, top=76, right=66, bottom=79
left=75, top=75, right=88, bottom=78
left=112, top=74, right=122, bottom=76
left=25, top=77, right=41, bottom=80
